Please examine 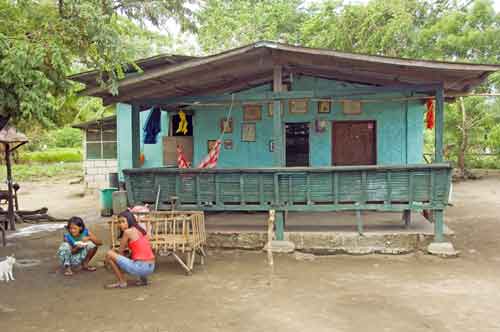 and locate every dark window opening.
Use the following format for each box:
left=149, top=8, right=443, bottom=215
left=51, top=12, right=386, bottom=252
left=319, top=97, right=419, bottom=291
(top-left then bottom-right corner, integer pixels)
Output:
left=286, top=122, right=309, bottom=167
